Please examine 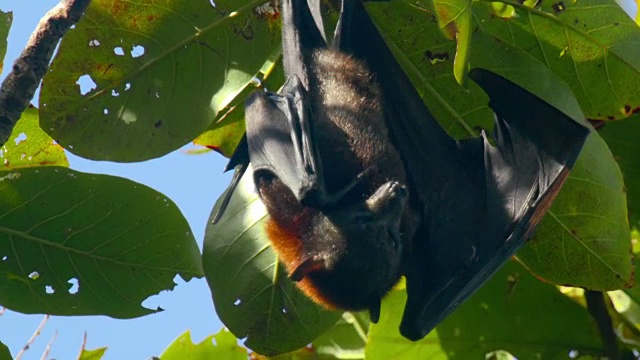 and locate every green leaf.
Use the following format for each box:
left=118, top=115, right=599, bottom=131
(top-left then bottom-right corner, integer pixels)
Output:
left=0, top=341, right=11, bottom=360
left=1, top=107, right=68, bottom=171
left=518, top=132, right=632, bottom=290
left=203, top=165, right=341, bottom=356
left=159, top=329, right=247, bottom=360
left=312, top=312, right=368, bottom=359
left=366, top=261, right=606, bottom=359
left=78, top=346, right=107, bottom=360
left=432, top=0, right=473, bottom=84
left=472, top=0, right=640, bottom=120
left=40, top=0, right=280, bottom=162
left=366, top=1, right=494, bottom=139
left=195, top=45, right=283, bottom=157
left=0, top=10, right=11, bottom=75
left=0, top=167, right=201, bottom=317
left=598, top=116, right=640, bottom=228
left=266, top=312, right=368, bottom=360
left=193, top=102, right=246, bottom=158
